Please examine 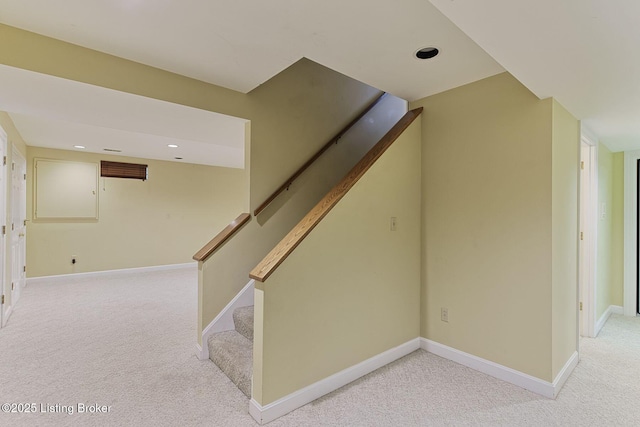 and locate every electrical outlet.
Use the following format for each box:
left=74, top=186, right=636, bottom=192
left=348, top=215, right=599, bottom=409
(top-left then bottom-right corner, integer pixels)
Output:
left=441, top=307, right=449, bottom=323
left=71, top=256, right=77, bottom=265
left=390, top=217, right=397, bottom=231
